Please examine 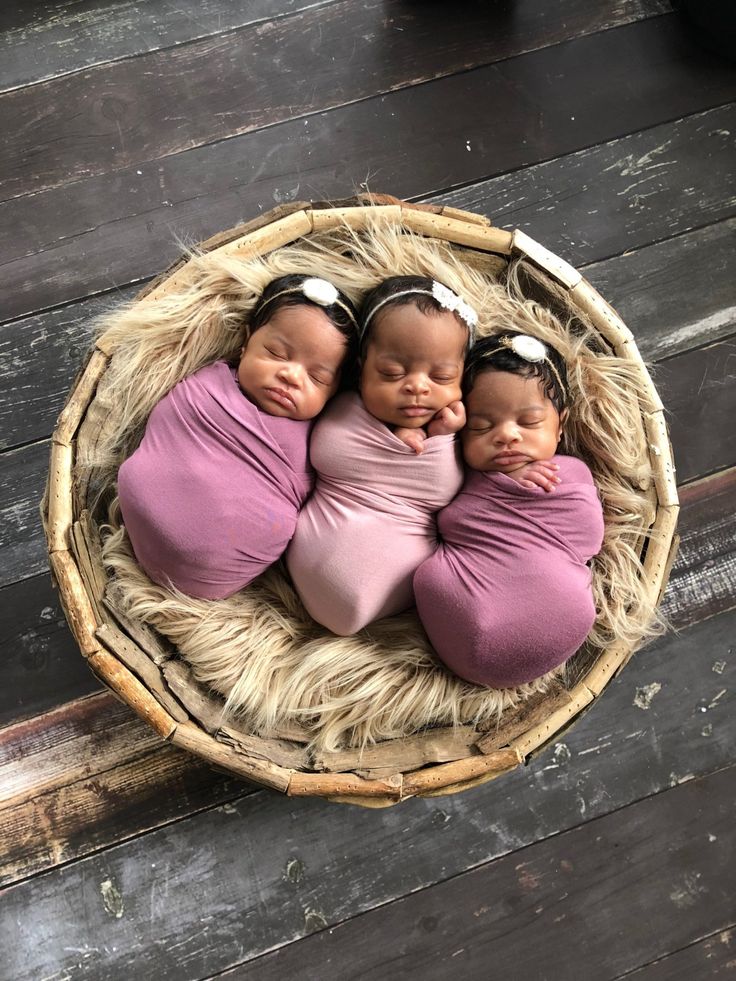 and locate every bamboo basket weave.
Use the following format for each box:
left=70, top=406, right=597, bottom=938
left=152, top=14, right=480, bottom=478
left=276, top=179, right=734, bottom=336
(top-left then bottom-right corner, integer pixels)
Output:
left=42, top=195, right=679, bottom=807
